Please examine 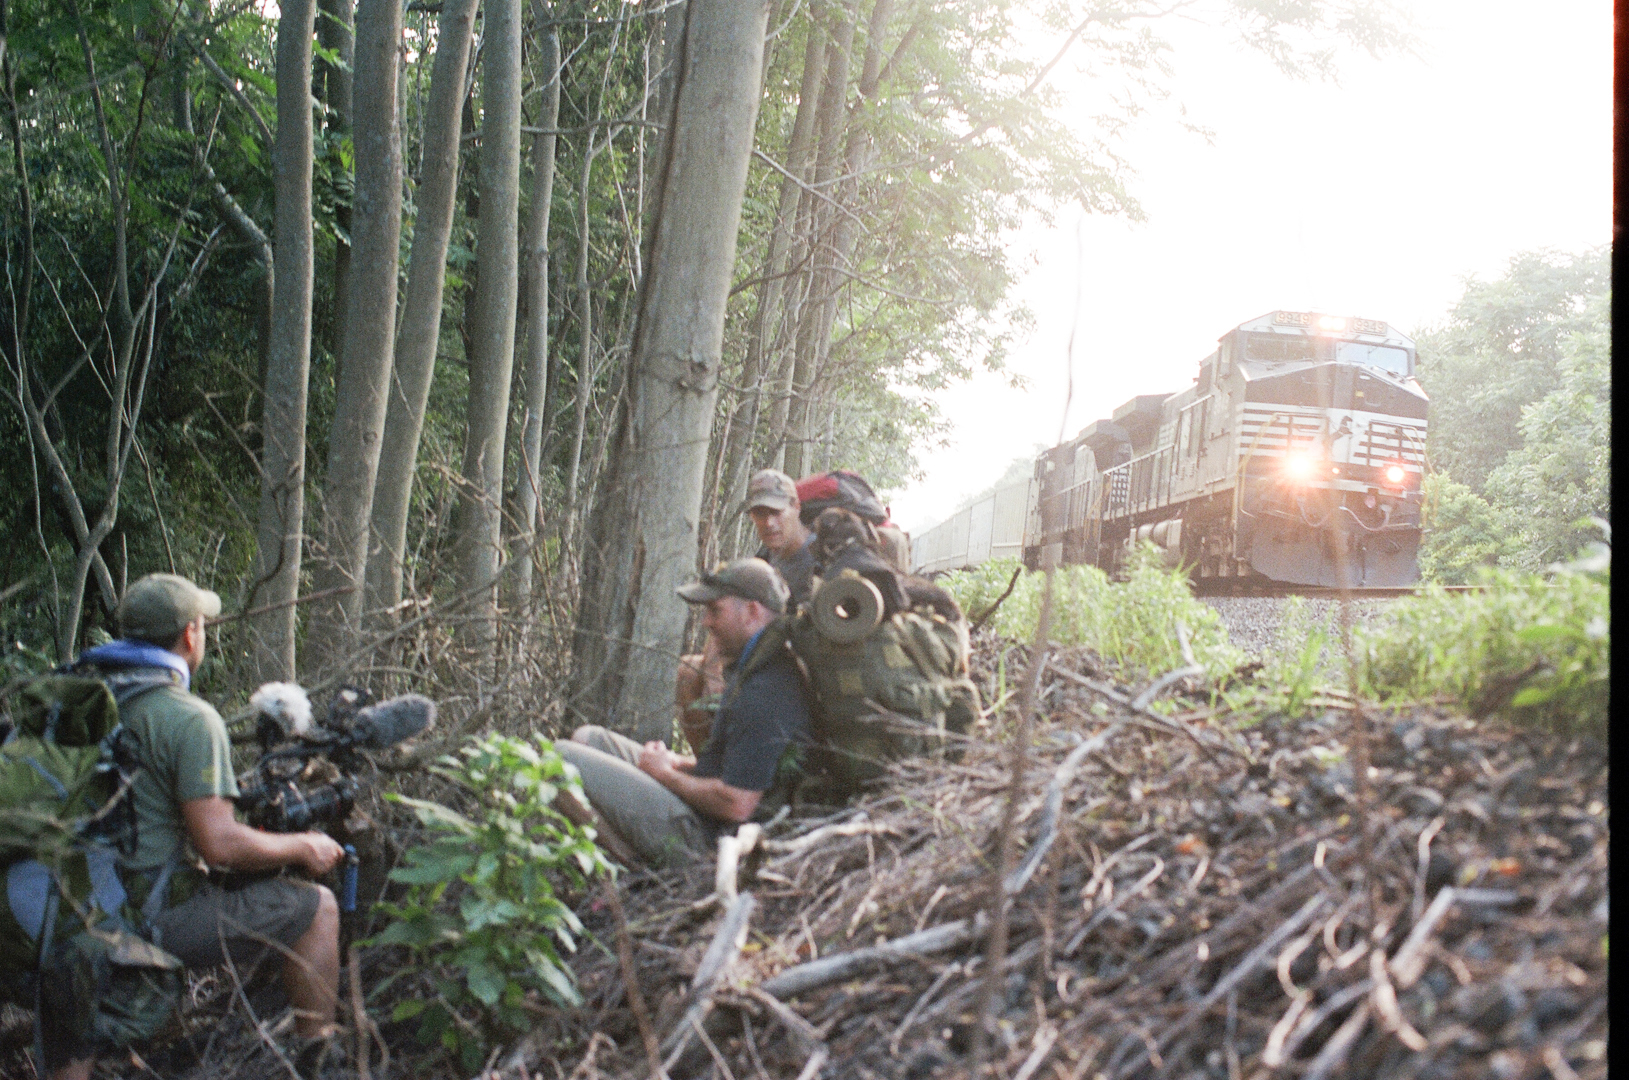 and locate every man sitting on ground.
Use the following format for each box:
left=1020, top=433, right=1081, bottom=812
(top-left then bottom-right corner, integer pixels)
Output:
left=675, top=468, right=815, bottom=750
left=50, top=574, right=345, bottom=1080
left=558, top=559, right=813, bottom=868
